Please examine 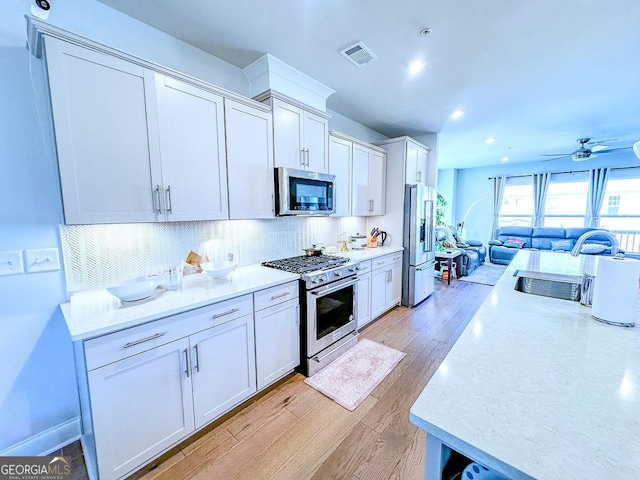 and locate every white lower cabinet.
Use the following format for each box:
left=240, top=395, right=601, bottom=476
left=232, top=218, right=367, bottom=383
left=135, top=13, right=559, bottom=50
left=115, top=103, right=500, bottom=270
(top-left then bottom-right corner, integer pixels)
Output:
left=254, top=282, right=300, bottom=390
left=82, top=295, right=259, bottom=480
left=88, top=338, right=195, bottom=480
left=356, top=260, right=372, bottom=329
left=190, top=316, right=257, bottom=428
left=370, top=254, right=403, bottom=320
